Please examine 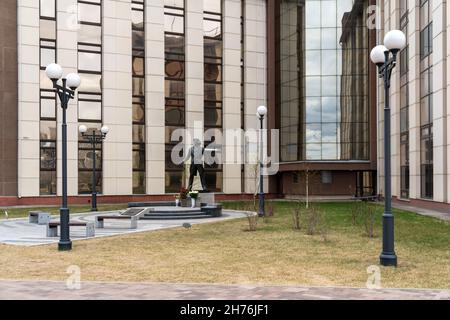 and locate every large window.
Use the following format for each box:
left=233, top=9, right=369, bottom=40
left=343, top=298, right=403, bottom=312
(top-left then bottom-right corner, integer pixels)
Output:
left=77, top=0, right=103, bottom=194
left=203, top=0, right=223, bottom=192
left=165, top=0, right=186, bottom=193
left=277, top=0, right=369, bottom=162
left=400, top=0, right=409, bottom=199
left=420, top=0, right=433, bottom=199
left=132, top=1, right=146, bottom=194
left=39, top=0, right=57, bottom=195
